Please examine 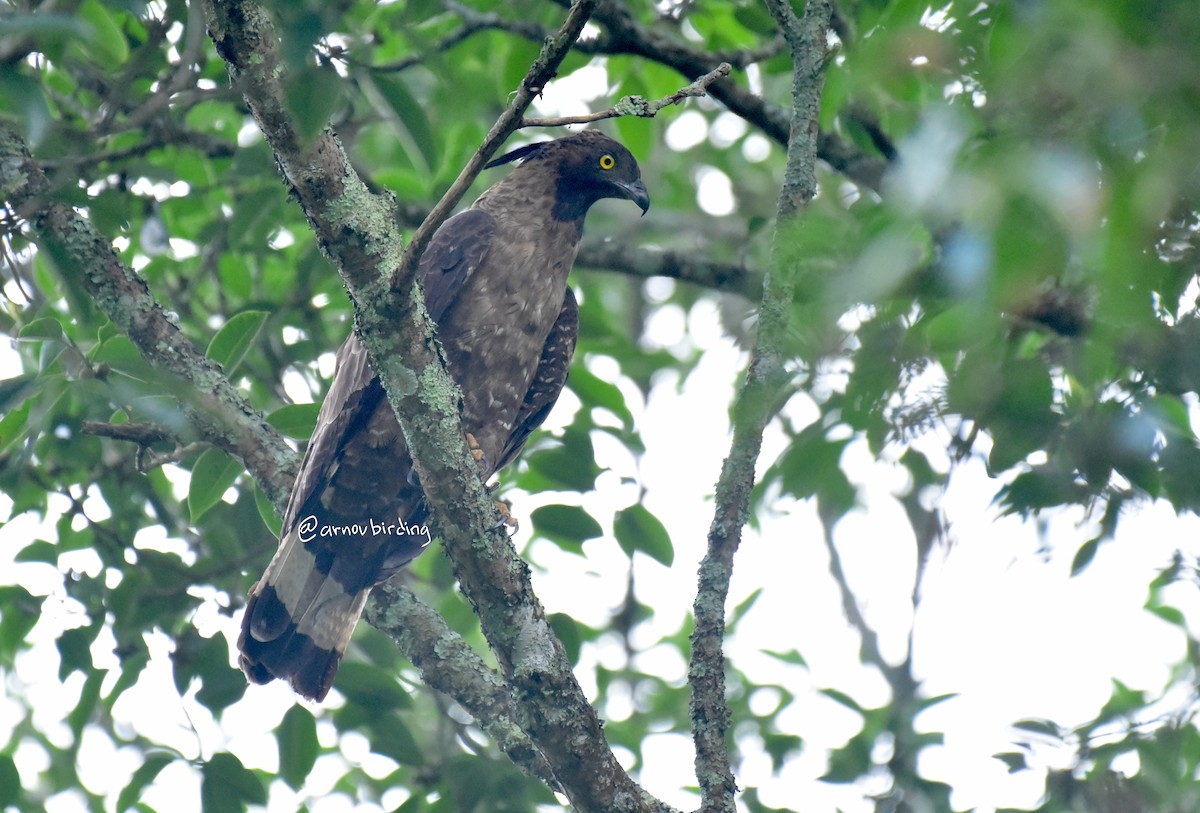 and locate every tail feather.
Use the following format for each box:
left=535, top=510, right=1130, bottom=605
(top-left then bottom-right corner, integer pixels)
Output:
left=238, top=531, right=372, bottom=701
